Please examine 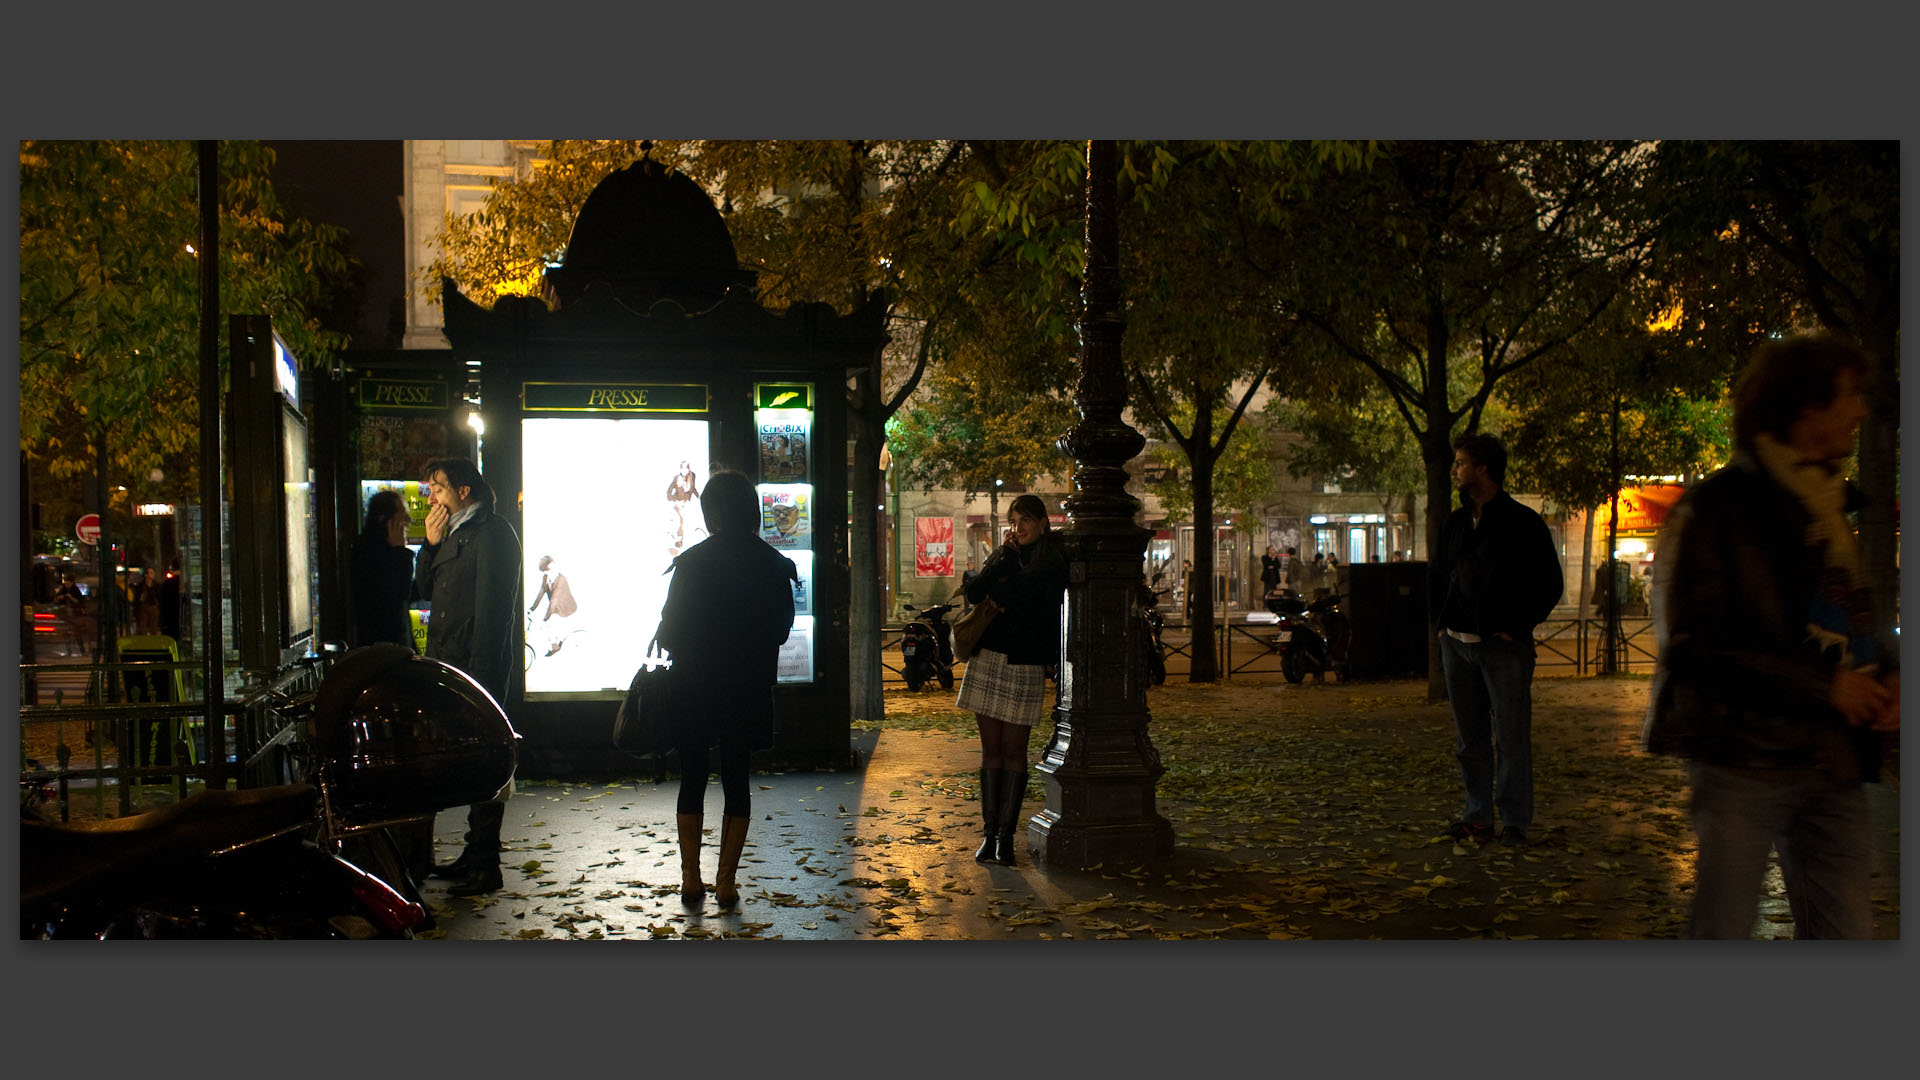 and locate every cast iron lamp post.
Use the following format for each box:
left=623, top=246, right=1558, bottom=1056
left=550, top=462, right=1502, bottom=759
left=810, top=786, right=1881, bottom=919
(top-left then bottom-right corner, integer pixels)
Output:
left=1026, top=140, right=1175, bottom=867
